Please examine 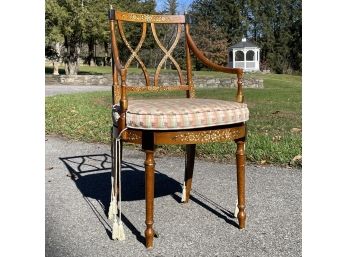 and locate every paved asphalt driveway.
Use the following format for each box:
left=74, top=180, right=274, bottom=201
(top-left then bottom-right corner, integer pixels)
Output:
left=45, top=85, right=111, bottom=96
left=45, top=85, right=301, bottom=256
left=45, top=136, right=301, bottom=257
